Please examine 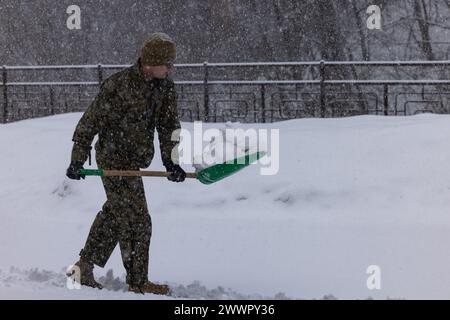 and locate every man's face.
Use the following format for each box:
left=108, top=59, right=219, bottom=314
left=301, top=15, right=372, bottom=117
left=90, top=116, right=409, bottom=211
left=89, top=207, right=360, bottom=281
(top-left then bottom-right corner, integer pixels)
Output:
left=141, top=64, right=172, bottom=80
